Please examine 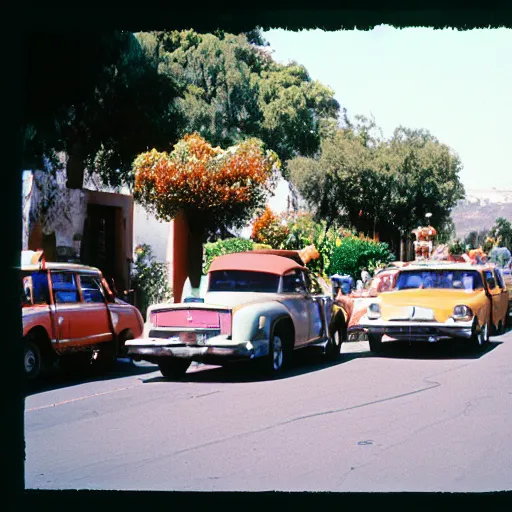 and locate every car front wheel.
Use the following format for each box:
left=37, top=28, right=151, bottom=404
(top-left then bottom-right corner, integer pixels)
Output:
left=368, top=334, right=383, bottom=353
left=24, top=340, right=42, bottom=380
left=158, top=358, right=191, bottom=379
left=470, top=320, right=489, bottom=350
